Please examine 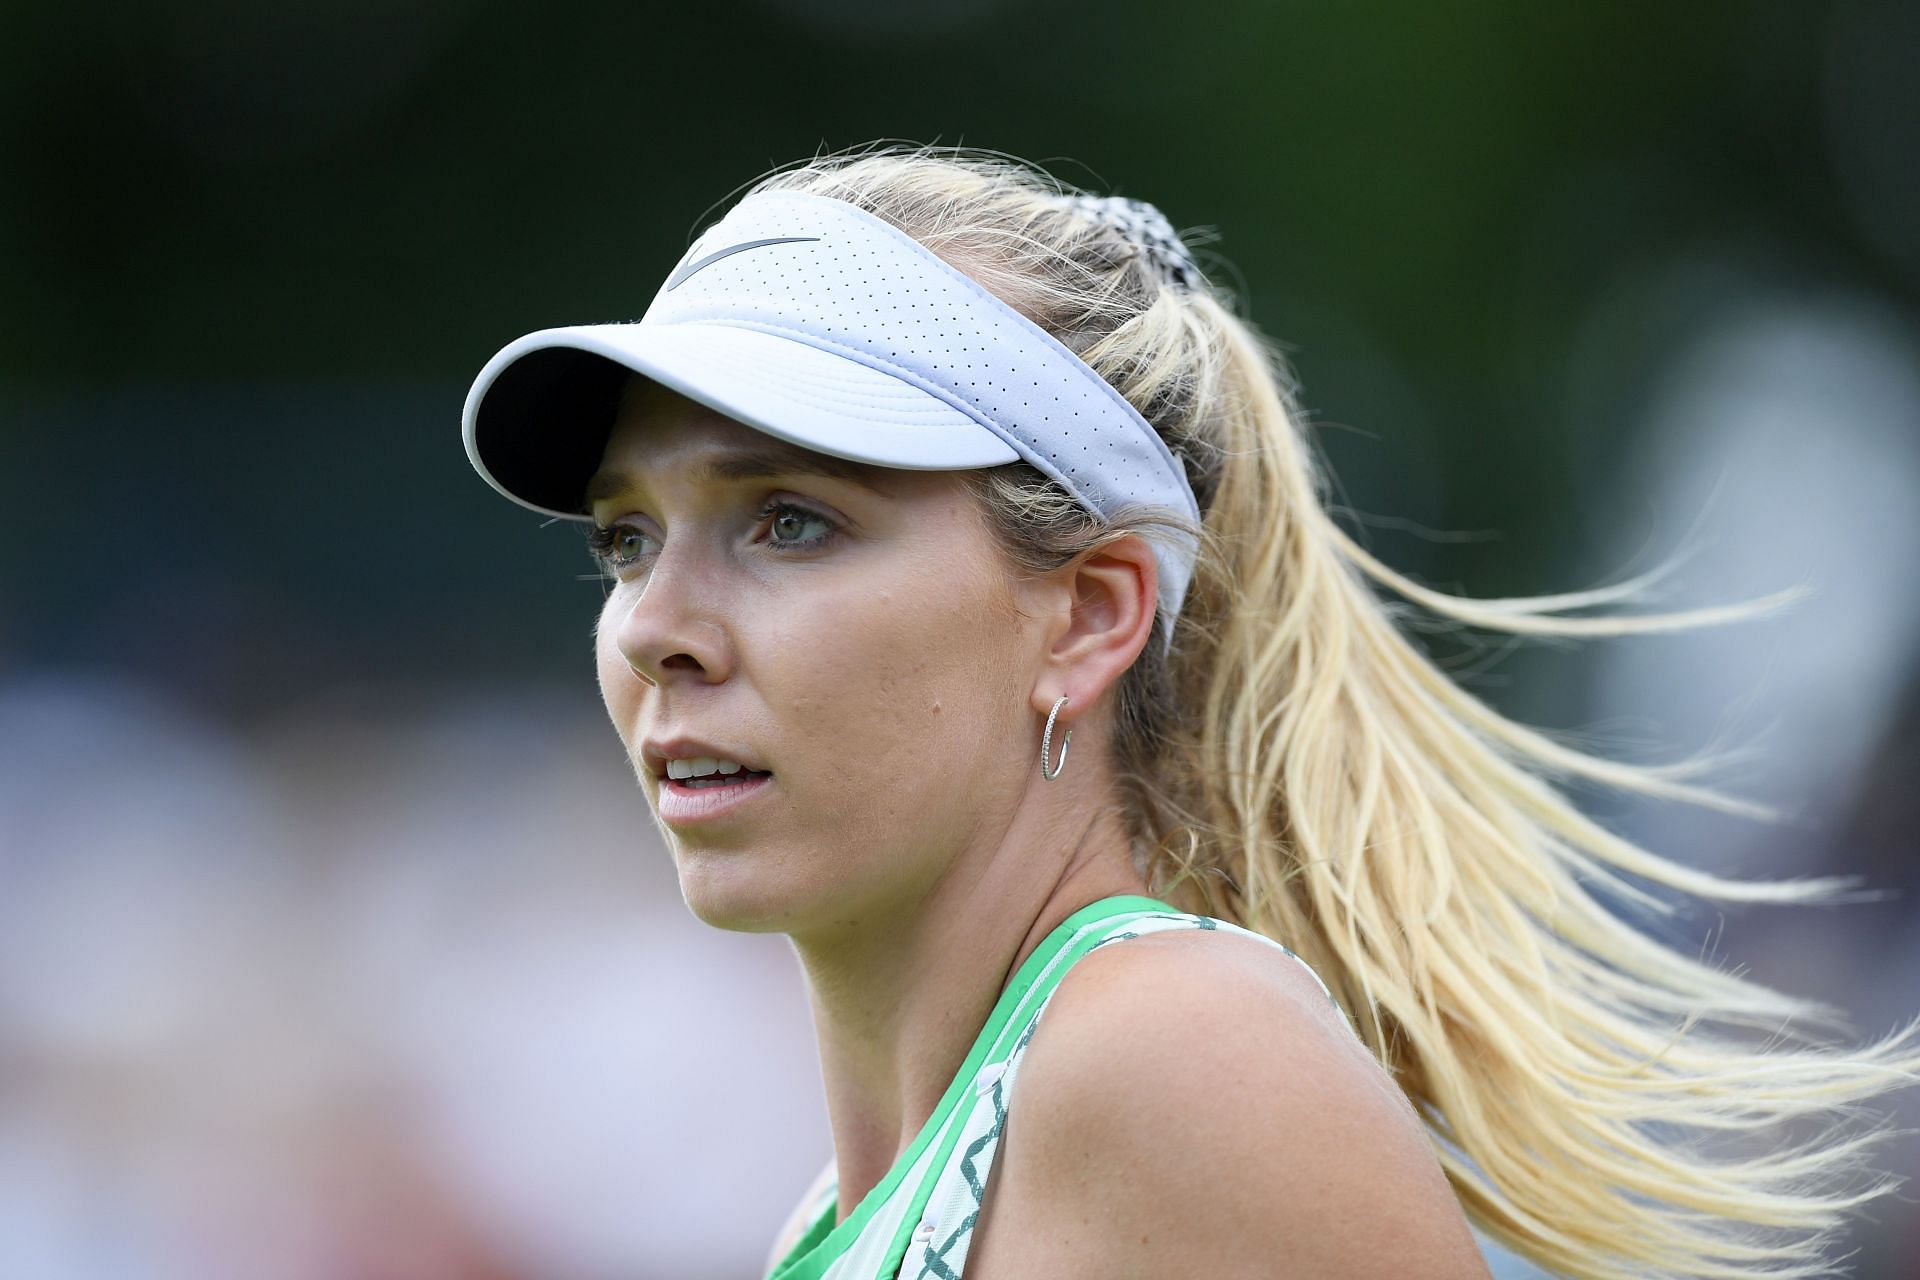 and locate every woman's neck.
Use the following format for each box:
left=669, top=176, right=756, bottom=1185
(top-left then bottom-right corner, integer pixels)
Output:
left=791, top=798, right=1148, bottom=1224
